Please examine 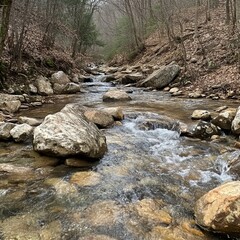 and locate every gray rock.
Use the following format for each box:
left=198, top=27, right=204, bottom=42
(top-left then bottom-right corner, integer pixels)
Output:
left=191, top=110, right=211, bottom=121
left=10, top=123, right=33, bottom=142
left=63, top=82, right=80, bottom=94
left=18, top=116, right=43, bottom=126
left=137, top=64, right=180, bottom=89
left=51, top=71, right=70, bottom=85
left=0, top=122, right=15, bottom=140
left=232, top=106, right=240, bottom=135
left=192, top=121, right=220, bottom=139
left=212, top=108, right=236, bottom=130
left=103, top=90, right=132, bottom=102
left=0, top=100, right=21, bottom=113
left=36, top=76, right=53, bottom=95
left=33, top=104, right=107, bottom=159
left=29, top=84, right=38, bottom=94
